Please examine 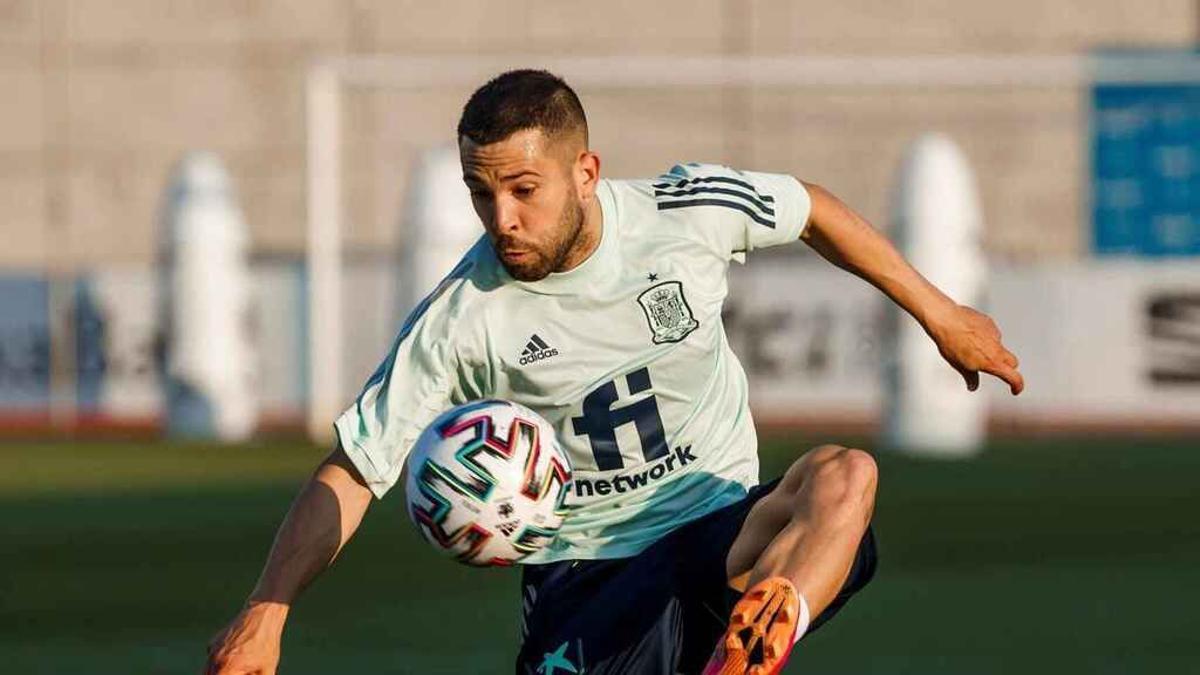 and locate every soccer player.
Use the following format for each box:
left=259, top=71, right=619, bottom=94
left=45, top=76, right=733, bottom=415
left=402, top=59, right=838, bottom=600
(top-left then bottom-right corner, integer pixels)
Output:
left=206, top=70, right=1024, bottom=675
